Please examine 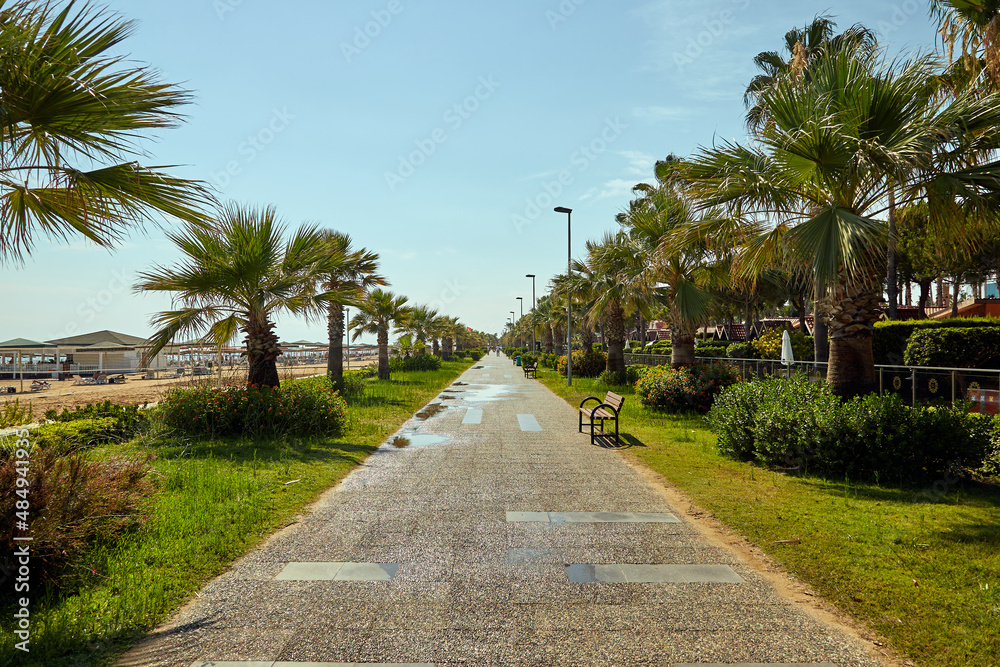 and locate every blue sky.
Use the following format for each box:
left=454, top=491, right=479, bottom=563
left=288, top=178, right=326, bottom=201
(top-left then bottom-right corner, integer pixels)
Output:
left=0, top=0, right=937, bottom=345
